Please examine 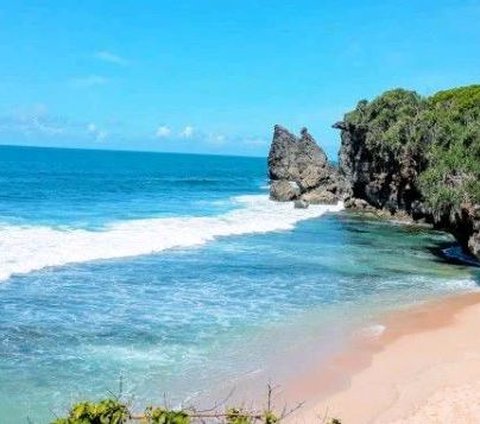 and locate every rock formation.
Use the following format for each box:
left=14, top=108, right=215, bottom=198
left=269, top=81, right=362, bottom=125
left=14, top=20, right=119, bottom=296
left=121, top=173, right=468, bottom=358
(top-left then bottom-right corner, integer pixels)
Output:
left=333, top=119, right=427, bottom=219
left=268, top=125, right=343, bottom=204
left=267, top=86, right=480, bottom=261
left=334, top=87, right=480, bottom=261
left=336, top=116, right=480, bottom=260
